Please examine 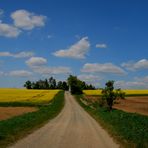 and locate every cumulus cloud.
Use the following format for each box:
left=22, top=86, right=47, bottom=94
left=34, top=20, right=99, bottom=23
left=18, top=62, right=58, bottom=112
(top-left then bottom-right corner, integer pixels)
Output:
left=78, top=74, right=102, bottom=84
left=11, top=9, right=46, bottom=30
left=0, top=51, right=34, bottom=58
left=32, top=66, right=72, bottom=75
left=26, top=56, right=71, bottom=75
left=9, top=70, right=32, bottom=77
left=53, top=37, right=90, bottom=59
left=96, top=43, right=107, bottom=48
left=26, top=57, right=47, bottom=67
left=0, top=22, right=21, bottom=37
left=115, top=80, right=148, bottom=89
left=134, top=75, right=148, bottom=83
left=122, top=59, right=148, bottom=71
left=81, top=63, right=126, bottom=75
